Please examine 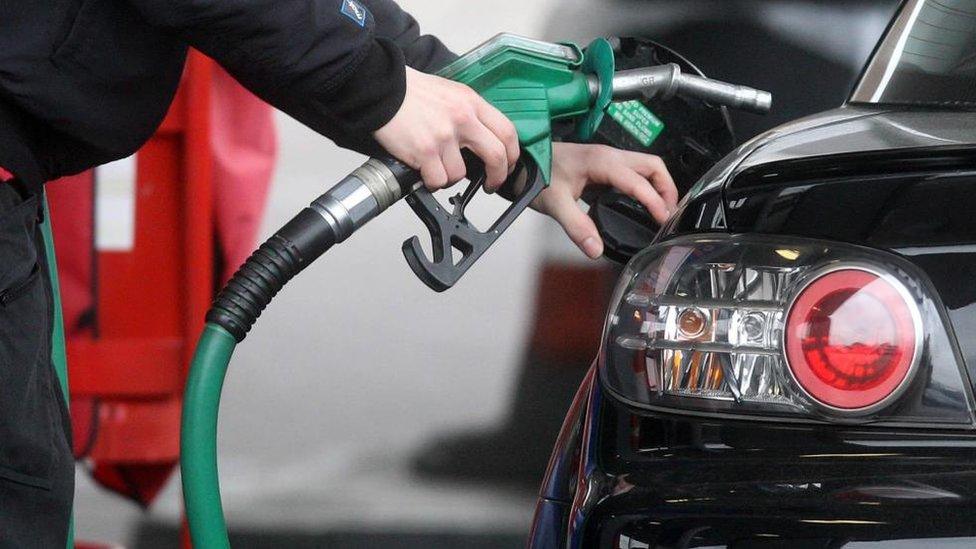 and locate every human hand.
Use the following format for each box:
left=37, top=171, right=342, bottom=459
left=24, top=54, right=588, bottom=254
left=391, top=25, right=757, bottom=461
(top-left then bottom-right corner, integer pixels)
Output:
left=374, top=67, right=519, bottom=192
left=535, top=143, right=678, bottom=259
